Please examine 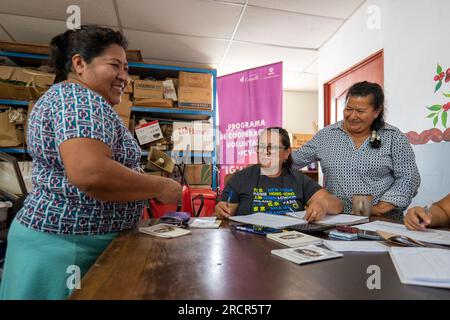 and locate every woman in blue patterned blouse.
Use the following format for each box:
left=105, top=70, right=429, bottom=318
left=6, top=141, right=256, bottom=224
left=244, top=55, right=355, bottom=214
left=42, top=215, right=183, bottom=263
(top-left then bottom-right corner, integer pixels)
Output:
left=0, top=25, right=181, bottom=299
left=292, top=81, right=420, bottom=216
